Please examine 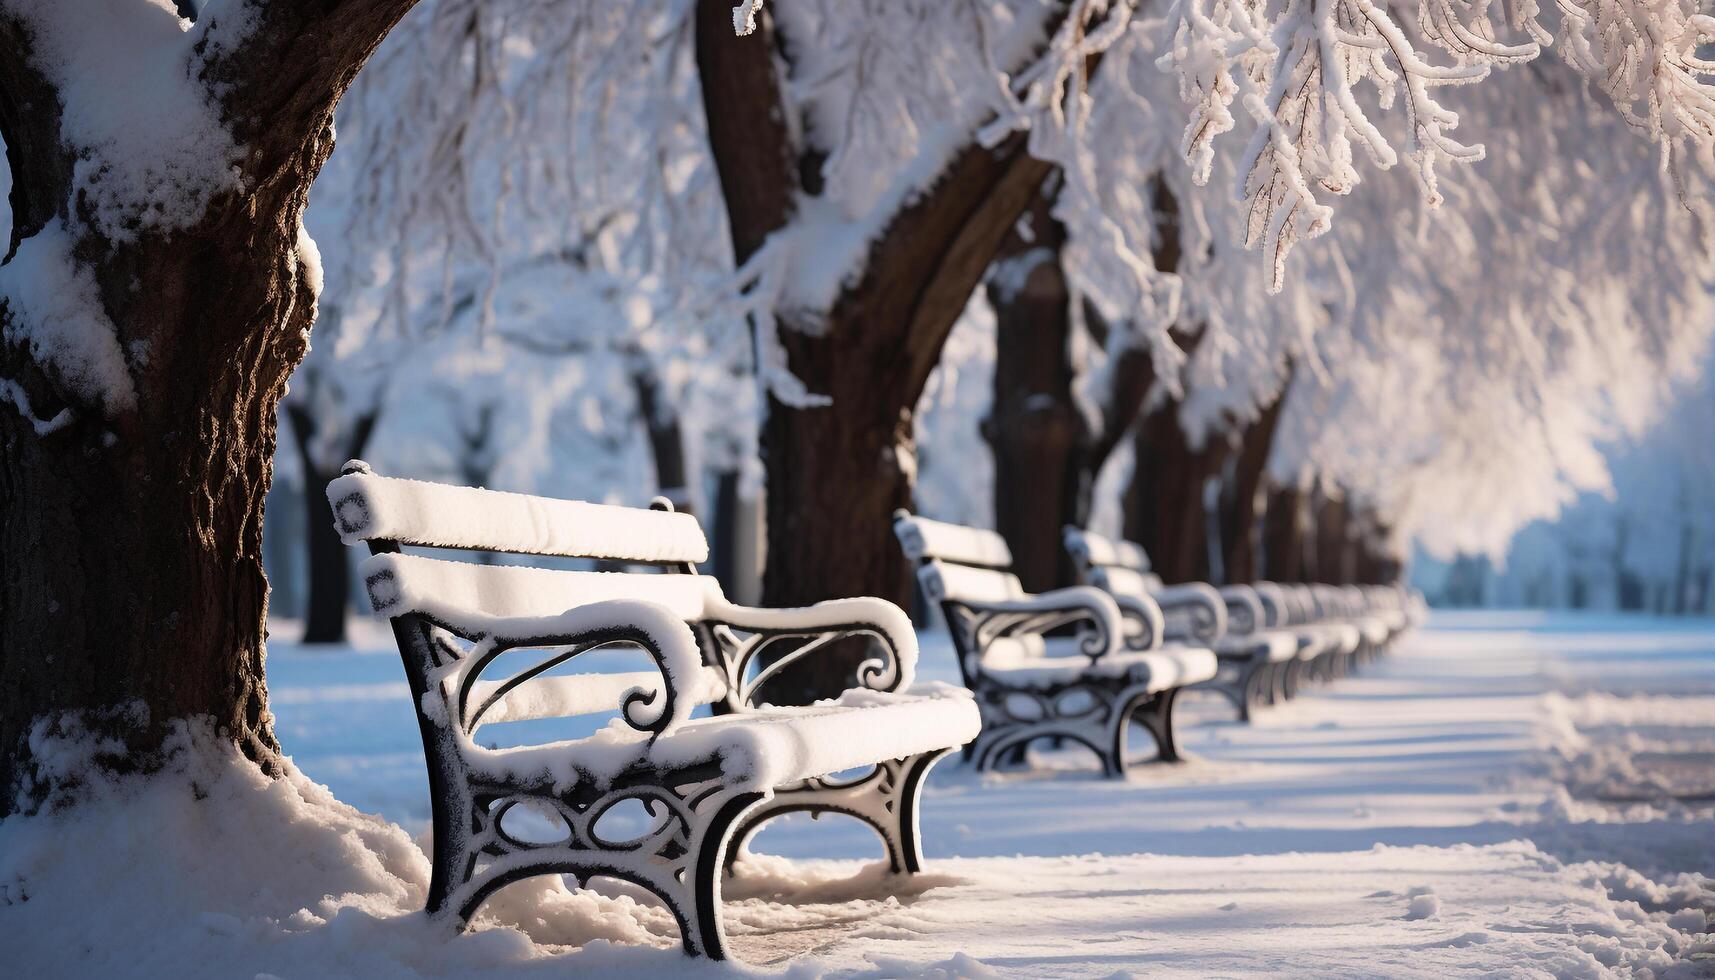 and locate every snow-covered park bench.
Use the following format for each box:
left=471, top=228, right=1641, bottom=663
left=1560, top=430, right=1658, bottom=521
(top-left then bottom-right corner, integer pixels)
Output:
left=1251, top=582, right=1403, bottom=698
left=892, top=512, right=1215, bottom=775
left=1063, top=527, right=1300, bottom=722
left=327, top=463, right=980, bottom=959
